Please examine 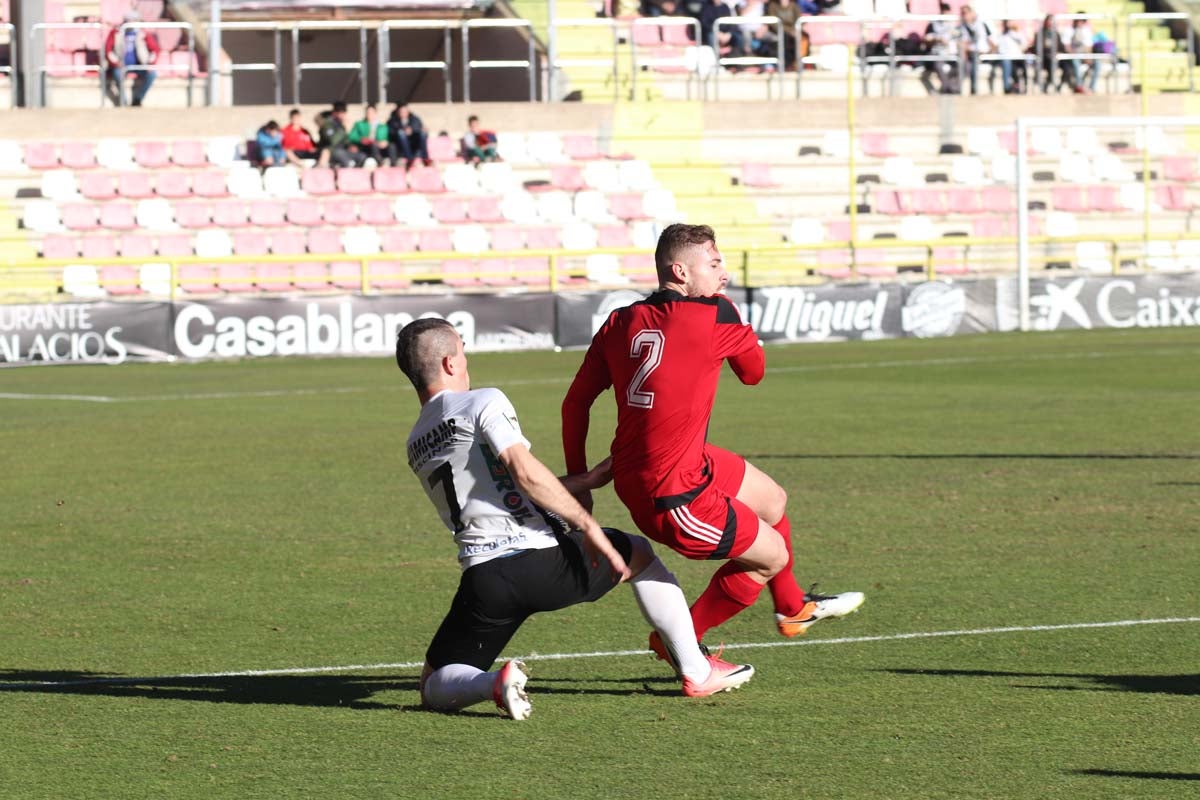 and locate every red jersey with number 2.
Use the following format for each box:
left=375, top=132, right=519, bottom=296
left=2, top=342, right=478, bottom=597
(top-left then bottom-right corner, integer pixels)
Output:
left=562, top=290, right=764, bottom=508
